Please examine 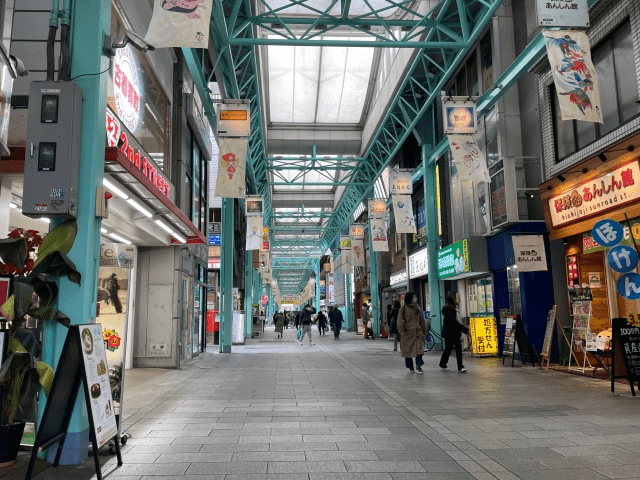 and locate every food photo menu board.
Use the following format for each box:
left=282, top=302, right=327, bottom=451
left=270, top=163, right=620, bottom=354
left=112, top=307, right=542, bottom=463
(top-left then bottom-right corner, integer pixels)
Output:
left=80, top=324, right=118, bottom=447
